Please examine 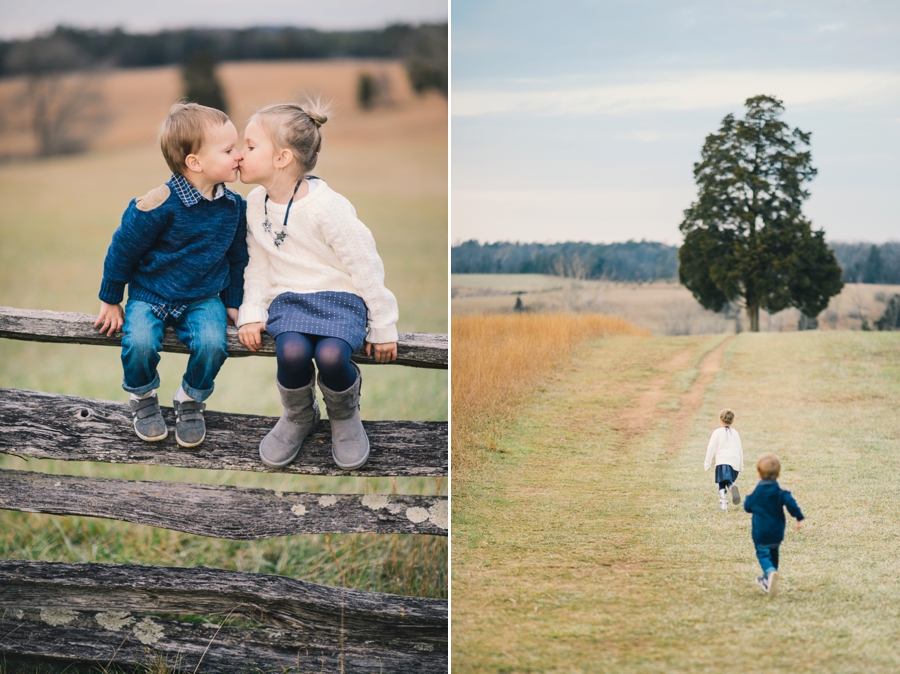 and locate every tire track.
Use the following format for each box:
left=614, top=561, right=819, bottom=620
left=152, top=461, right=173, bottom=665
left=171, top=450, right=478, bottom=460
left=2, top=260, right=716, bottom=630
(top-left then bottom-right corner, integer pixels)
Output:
left=667, top=335, right=735, bottom=453
left=616, top=335, right=735, bottom=450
